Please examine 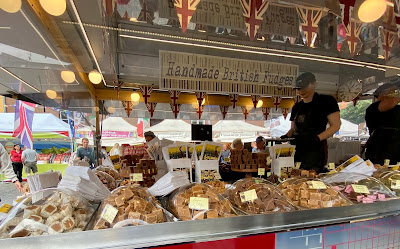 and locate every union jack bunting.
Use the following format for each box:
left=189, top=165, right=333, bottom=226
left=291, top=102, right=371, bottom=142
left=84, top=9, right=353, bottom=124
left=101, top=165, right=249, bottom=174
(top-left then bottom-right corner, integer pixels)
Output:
left=12, top=100, right=36, bottom=149
left=262, top=107, right=270, bottom=121
left=122, top=101, right=134, bottom=117
left=345, top=21, right=362, bottom=57
left=296, top=7, right=323, bottom=47
left=195, top=92, right=207, bottom=107
left=272, top=96, right=282, bottom=111
left=251, top=95, right=260, bottom=109
left=146, top=102, right=157, bottom=117
left=169, top=90, right=181, bottom=105
left=239, top=0, right=270, bottom=41
left=229, top=94, right=239, bottom=109
left=174, top=0, right=201, bottom=32
left=139, top=86, right=153, bottom=105
left=380, top=29, right=396, bottom=61
left=195, top=105, right=204, bottom=119
left=220, top=106, right=229, bottom=120
left=241, top=106, right=249, bottom=120
left=281, top=108, right=290, bottom=120
left=170, top=103, right=182, bottom=119
left=103, top=0, right=115, bottom=16
left=338, top=0, right=356, bottom=30
left=117, top=0, right=130, bottom=4
left=138, top=1, right=154, bottom=24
